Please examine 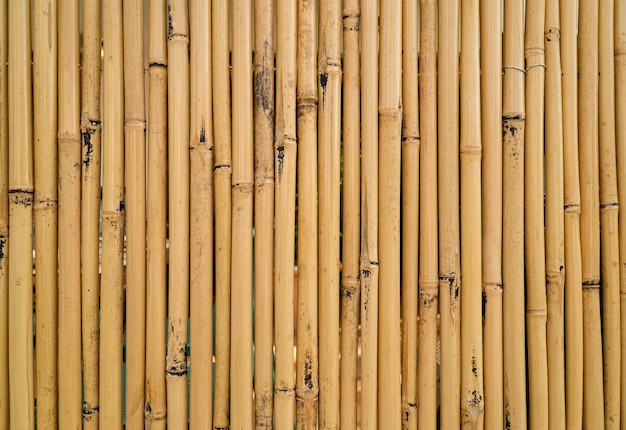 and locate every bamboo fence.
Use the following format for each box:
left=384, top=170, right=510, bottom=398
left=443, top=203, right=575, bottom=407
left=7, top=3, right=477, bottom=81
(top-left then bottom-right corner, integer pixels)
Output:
left=4, top=1, right=626, bottom=429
